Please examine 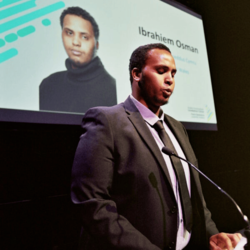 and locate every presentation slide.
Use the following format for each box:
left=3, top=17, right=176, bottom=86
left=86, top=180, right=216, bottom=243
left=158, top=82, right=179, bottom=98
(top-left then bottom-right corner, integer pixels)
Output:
left=0, top=0, right=217, bottom=129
